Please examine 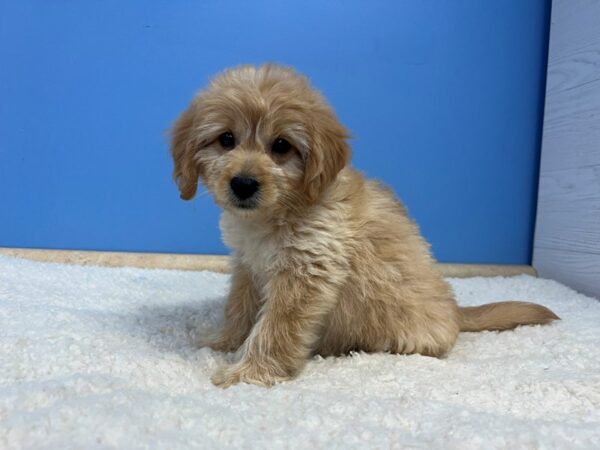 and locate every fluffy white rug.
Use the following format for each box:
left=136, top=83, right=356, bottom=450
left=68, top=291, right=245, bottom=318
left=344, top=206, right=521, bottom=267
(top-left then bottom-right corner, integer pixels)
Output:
left=1, top=255, right=599, bottom=449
